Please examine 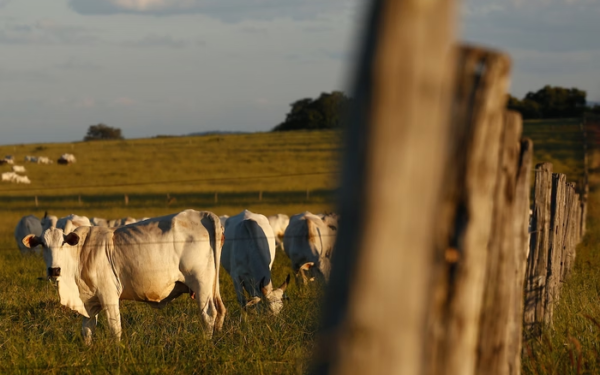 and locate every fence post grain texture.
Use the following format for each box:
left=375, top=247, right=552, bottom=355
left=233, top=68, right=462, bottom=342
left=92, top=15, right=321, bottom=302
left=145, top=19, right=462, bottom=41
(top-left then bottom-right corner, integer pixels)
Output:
left=425, top=47, right=510, bottom=375
left=524, top=162, right=553, bottom=335
left=311, top=0, right=457, bottom=374
left=475, top=111, right=528, bottom=375
left=507, top=138, right=534, bottom=375
left=544, top=173, right=567, bottom=326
